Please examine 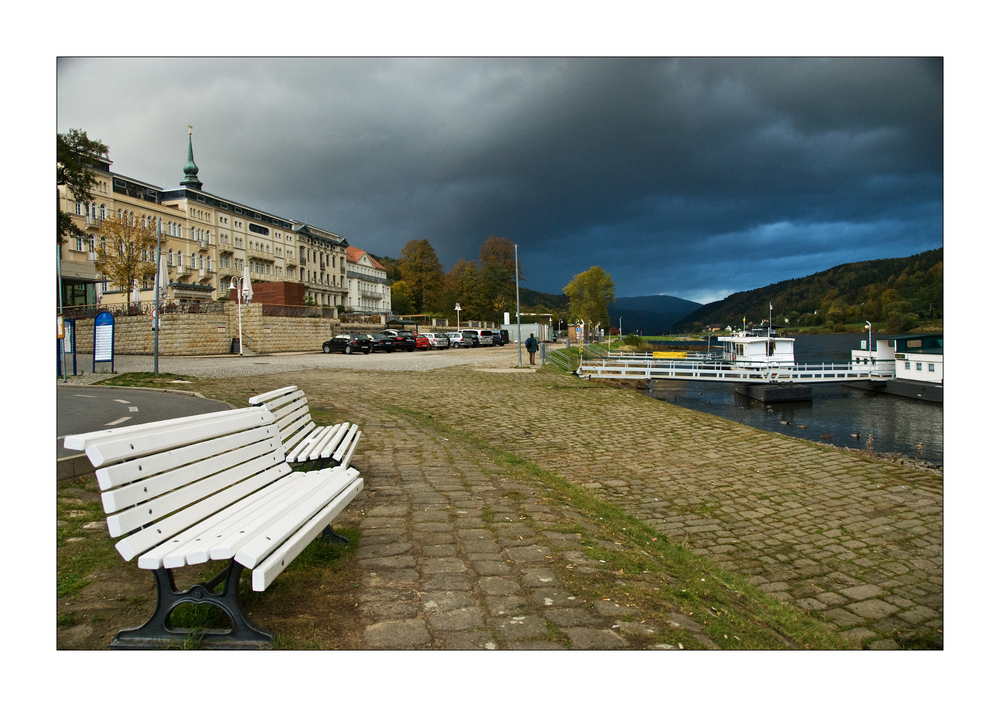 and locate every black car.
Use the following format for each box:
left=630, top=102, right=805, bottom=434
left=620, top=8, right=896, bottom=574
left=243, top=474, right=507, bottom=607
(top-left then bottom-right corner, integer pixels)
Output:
left=497, top=330, right=510, bottom=345
left=382, top=329, right=416, bottom=352
left=322, top=332, right=372, bottom=354
left=368, top=333, right=396, bottom=353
